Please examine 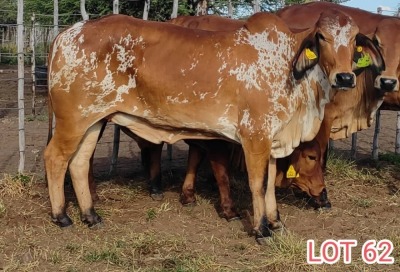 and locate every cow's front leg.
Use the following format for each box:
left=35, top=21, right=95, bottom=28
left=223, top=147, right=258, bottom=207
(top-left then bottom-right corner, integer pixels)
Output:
left=69, top=123, right=103, bottom=228
left=129, top=129, right=164, bottom=201
left=242, top=144, right=271, bottom=240
left=266, top=157, right=283, bottom=231
left=141, top=143, right=164, bottom=201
